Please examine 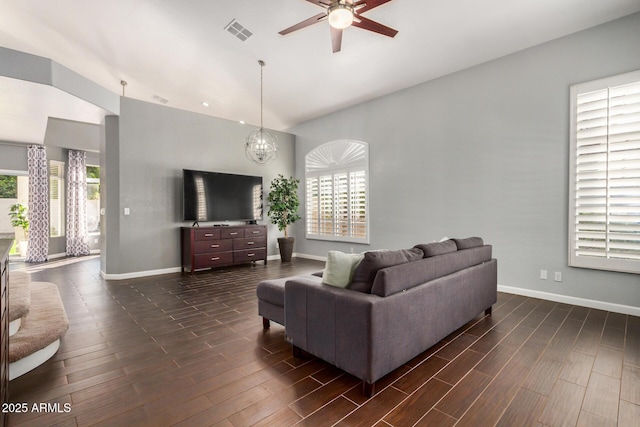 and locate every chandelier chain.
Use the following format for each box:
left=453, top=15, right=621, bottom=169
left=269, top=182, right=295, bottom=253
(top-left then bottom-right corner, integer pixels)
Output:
left=259, top=60, right=265, bottom=129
